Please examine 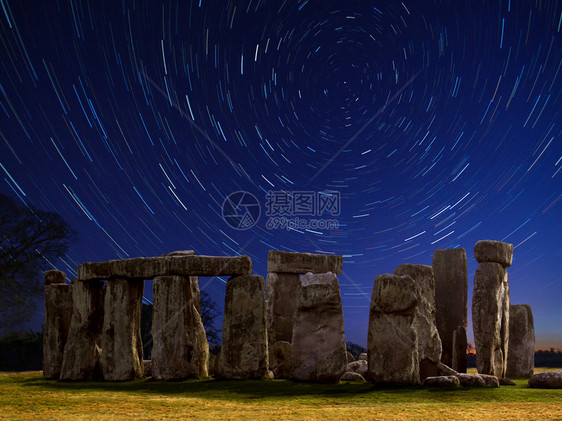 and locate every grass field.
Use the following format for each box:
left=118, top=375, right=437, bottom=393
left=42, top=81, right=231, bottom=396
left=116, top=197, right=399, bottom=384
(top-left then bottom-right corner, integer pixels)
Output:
left=1, top=368, right=561, bottom=420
